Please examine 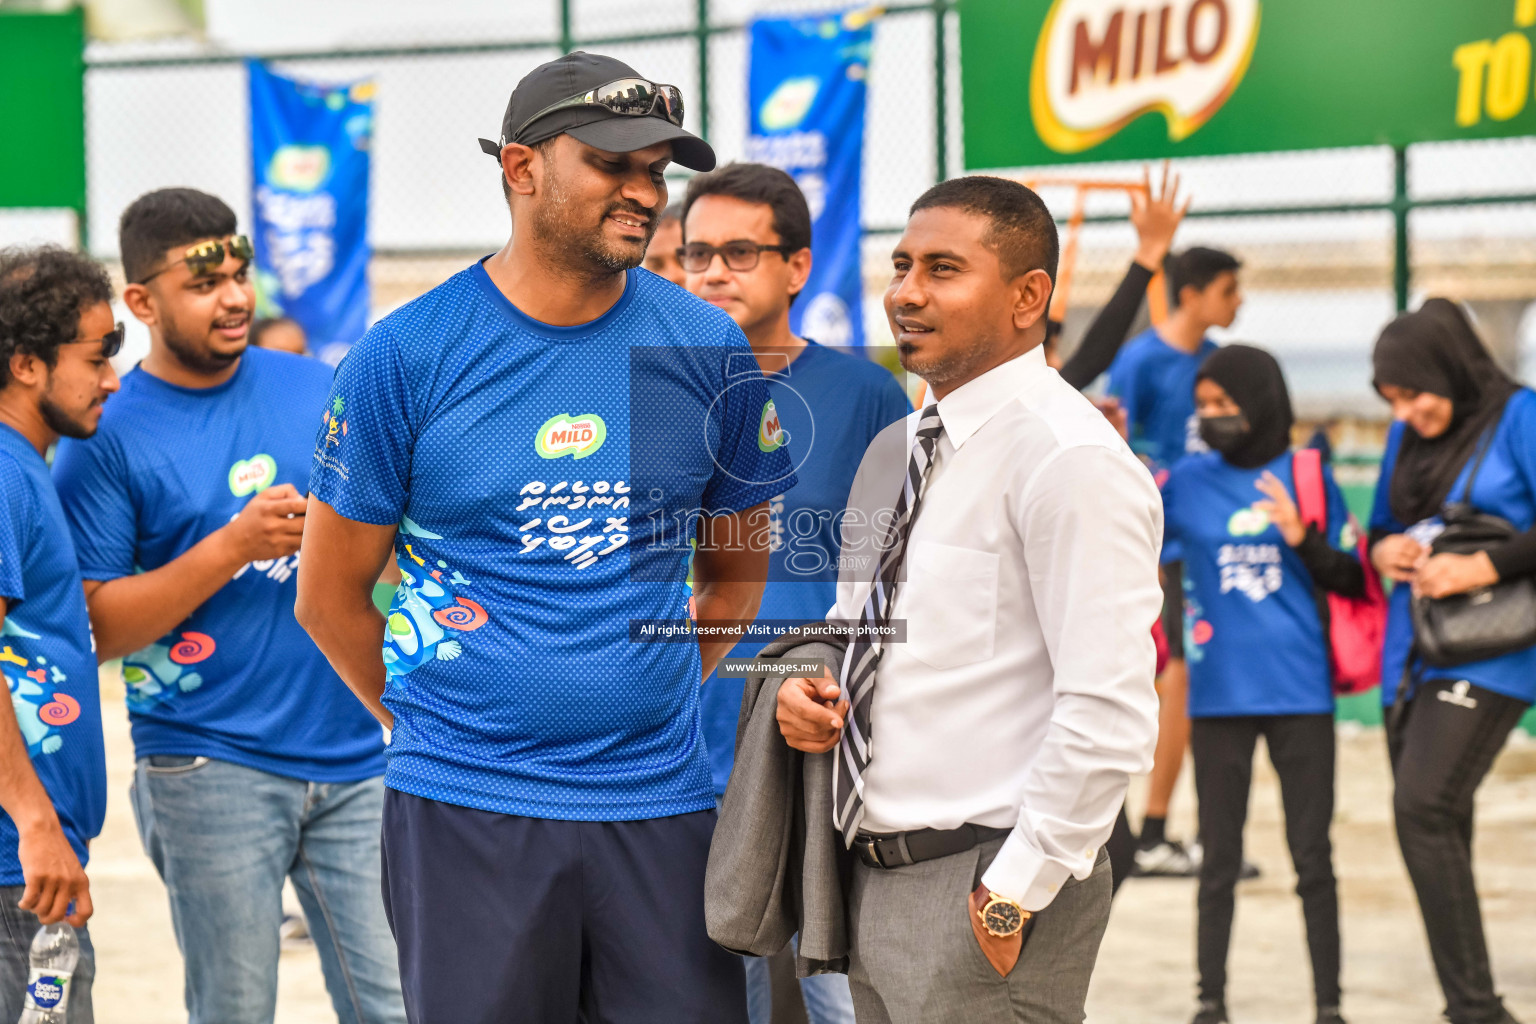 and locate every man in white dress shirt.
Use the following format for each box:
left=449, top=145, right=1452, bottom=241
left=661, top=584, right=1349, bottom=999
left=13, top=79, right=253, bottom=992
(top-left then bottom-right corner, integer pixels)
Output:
left=776, top=176, right=1163, bottom=1022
